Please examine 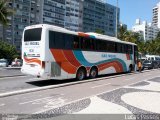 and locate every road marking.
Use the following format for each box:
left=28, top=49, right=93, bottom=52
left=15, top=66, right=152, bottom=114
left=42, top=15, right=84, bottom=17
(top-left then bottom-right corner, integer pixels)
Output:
left=19, top=97, right=53, bottom=105
left=91, top=83, right=111, bottom=89
left=19, top=94, right=64, bottom=105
